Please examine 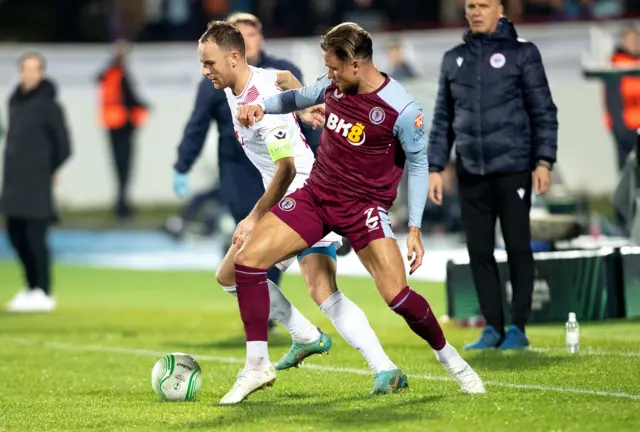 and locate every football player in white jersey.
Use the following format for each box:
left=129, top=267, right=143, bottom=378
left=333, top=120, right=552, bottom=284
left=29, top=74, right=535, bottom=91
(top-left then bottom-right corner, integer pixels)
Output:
left=195, top=21, right=408, bottom=405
